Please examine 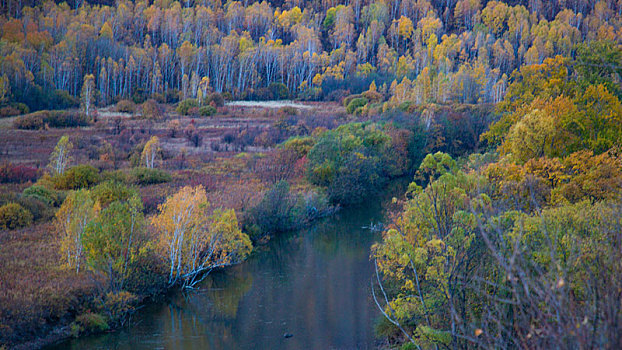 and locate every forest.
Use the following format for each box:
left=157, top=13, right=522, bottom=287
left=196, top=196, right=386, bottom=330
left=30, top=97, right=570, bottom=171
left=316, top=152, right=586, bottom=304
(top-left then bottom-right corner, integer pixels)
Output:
left=0, top=0, right=621, bottom=349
